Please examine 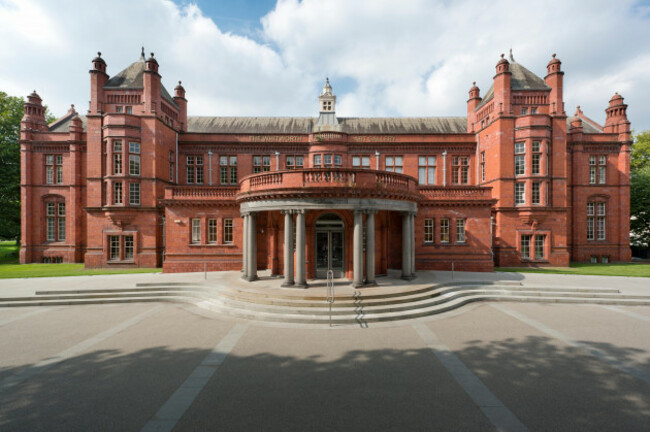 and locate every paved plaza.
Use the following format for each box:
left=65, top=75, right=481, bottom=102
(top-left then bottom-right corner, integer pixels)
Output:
left=1, top=272, right=650, bottom=431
